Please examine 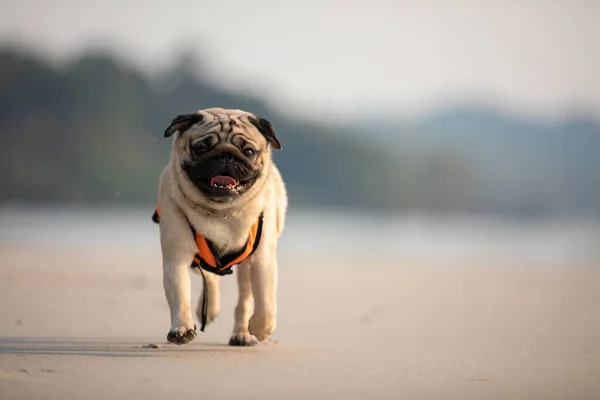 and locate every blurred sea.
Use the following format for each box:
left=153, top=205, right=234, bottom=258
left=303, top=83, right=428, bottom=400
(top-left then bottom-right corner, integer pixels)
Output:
left=1, top=205, right=599, bottom=265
